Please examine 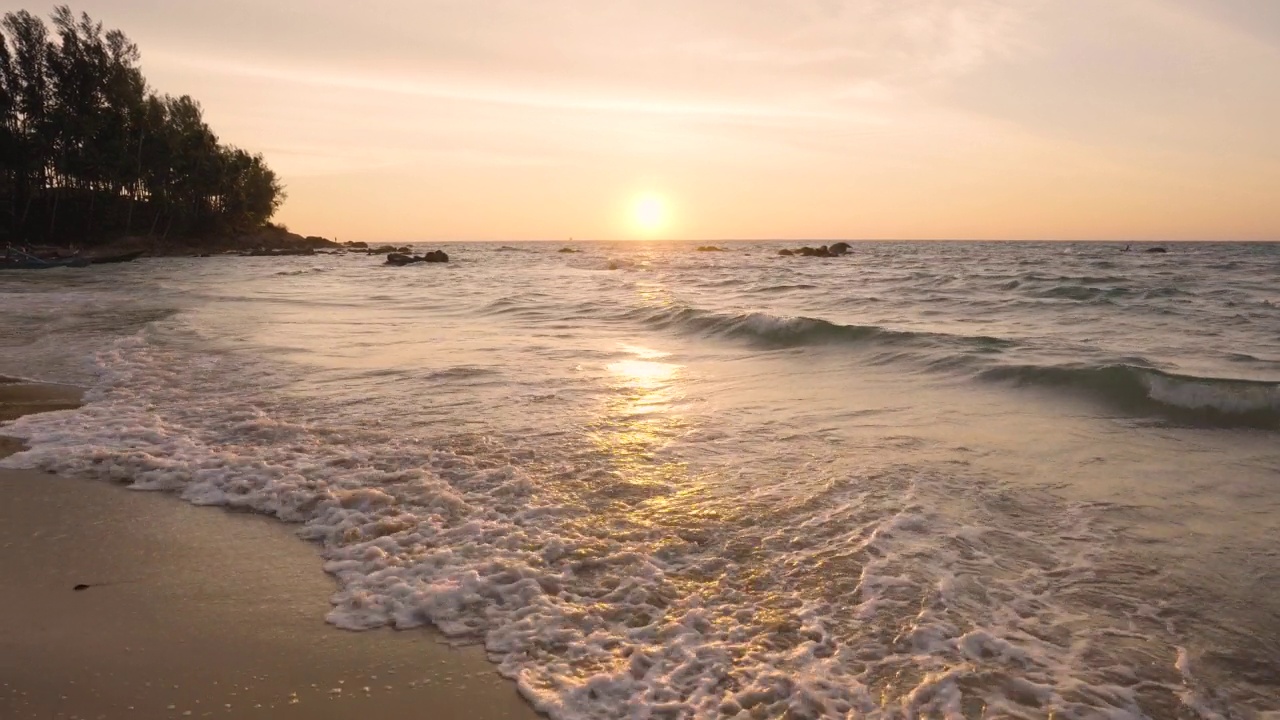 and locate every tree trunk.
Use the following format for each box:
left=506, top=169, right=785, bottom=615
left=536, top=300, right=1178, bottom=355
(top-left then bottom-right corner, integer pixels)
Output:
left=48, top=187, right=59, bottom=238
left=86, top=191, right=95, bottom=239
left=126, top=130, right=143, bottom=235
